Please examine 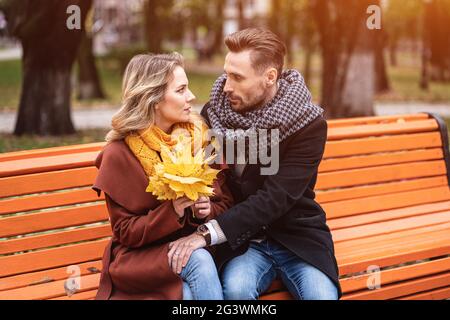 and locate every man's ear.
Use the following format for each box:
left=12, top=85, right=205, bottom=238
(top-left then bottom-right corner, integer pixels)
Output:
left=265, top=67, right=278, bottom=86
